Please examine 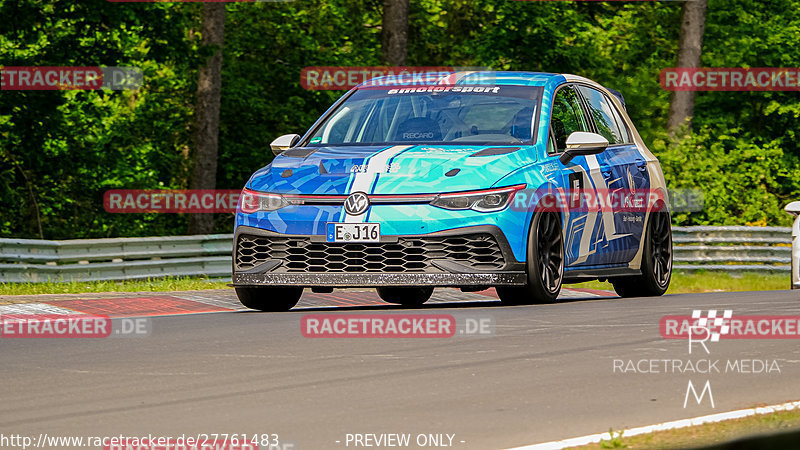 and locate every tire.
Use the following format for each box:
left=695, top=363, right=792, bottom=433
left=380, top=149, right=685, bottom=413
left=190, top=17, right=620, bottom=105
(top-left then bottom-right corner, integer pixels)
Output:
left=612, top=210, right=672, bottom=297
left=377, top=287, right=433, bottom=307
left=235, top=287, right=303, bottom=311
left=497, top=211, right=564, bottom=305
